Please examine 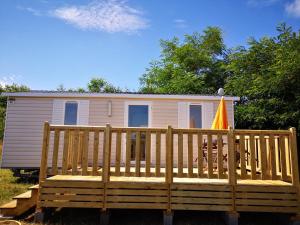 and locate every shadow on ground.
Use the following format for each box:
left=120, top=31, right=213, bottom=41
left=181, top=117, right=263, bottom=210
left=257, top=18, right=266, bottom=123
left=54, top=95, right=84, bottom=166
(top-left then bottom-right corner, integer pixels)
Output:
left=39, top=208, right=291, bottom=225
